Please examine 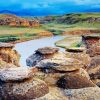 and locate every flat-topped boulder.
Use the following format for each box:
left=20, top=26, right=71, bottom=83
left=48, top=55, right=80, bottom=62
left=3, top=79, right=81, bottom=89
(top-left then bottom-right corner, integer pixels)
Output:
left=0, top=42, right=14, bottom=48
left=64, top=87, right=100, bottom=100
left=36, top=58, right=83, bottom=72
left=57, top=74, right=96, bottom=89
left=26, top=47, right=60, bottom=67
left=35, top=47, right=59, bottom=55
left=0, top=67, right=37, bottom=82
